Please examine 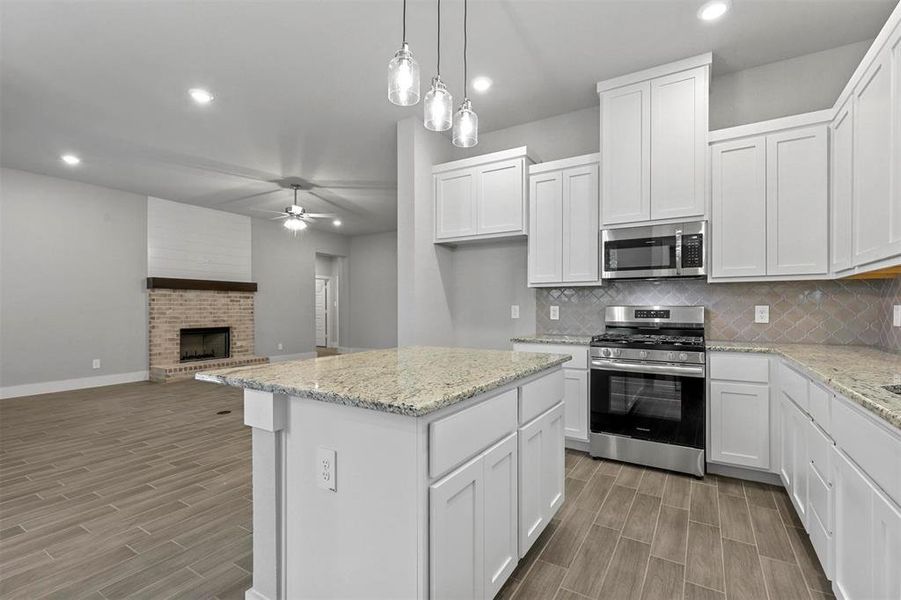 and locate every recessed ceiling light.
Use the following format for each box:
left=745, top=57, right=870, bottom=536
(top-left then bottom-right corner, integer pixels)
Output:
left=698, top=0, right=730, bottom=21
left=333, top=219, right=342, bottom=227
left=472, top=76, right=492, bottom=93
left=188, top=88, right=214, bottom=105
left=61, top=154, right=81, bottom=166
